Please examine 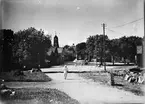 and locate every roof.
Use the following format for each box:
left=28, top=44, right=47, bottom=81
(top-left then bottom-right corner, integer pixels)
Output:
left=47, top=47, right=63, bottom=55
left=57, top=47, right=63, bottom=53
